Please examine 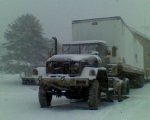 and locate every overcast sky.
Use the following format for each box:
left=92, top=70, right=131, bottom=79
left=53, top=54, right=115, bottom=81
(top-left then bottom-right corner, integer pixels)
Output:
left=0, top=0, right=150, bottom=43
